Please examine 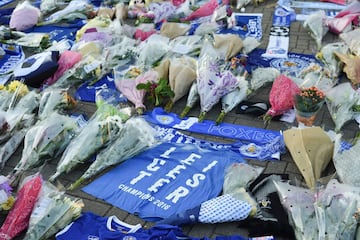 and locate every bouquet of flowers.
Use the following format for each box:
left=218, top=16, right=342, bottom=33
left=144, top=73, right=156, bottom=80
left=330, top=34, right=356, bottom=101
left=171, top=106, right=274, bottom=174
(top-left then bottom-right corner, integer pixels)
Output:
left=0, top=176, right=14, bottom=213
left=263, top=74, right=300, bottom=125
left=293, top=86, right=325, bottom=126
left=294, top=86, right=325, bottom=113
